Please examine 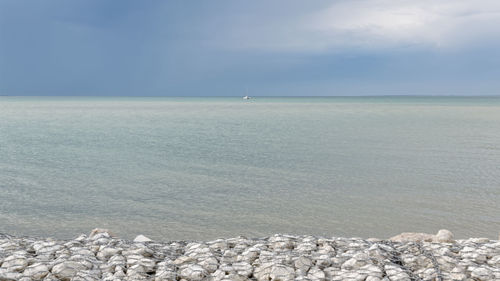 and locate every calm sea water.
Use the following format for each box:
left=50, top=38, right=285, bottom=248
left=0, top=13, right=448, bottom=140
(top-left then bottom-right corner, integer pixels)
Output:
left=0, top=96, right=499, bottom=240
